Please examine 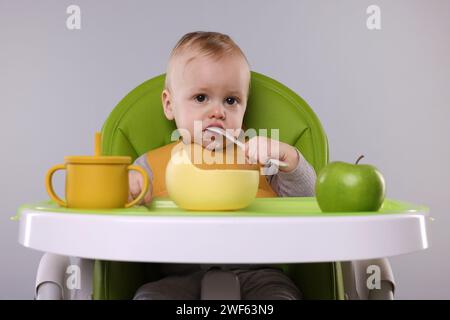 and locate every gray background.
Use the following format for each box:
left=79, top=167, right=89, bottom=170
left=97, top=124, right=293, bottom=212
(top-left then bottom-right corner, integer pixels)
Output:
left=1, top=0, right=449, bottom=299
